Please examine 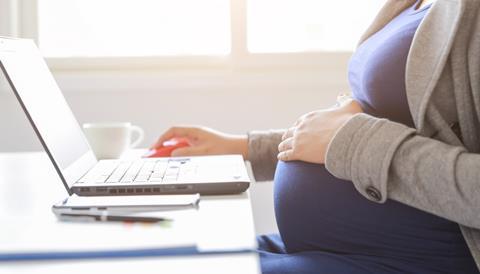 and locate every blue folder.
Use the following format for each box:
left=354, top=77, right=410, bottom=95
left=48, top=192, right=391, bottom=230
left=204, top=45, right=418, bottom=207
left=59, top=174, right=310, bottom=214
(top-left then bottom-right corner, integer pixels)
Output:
left=0, top=246, right=255, bottom=262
